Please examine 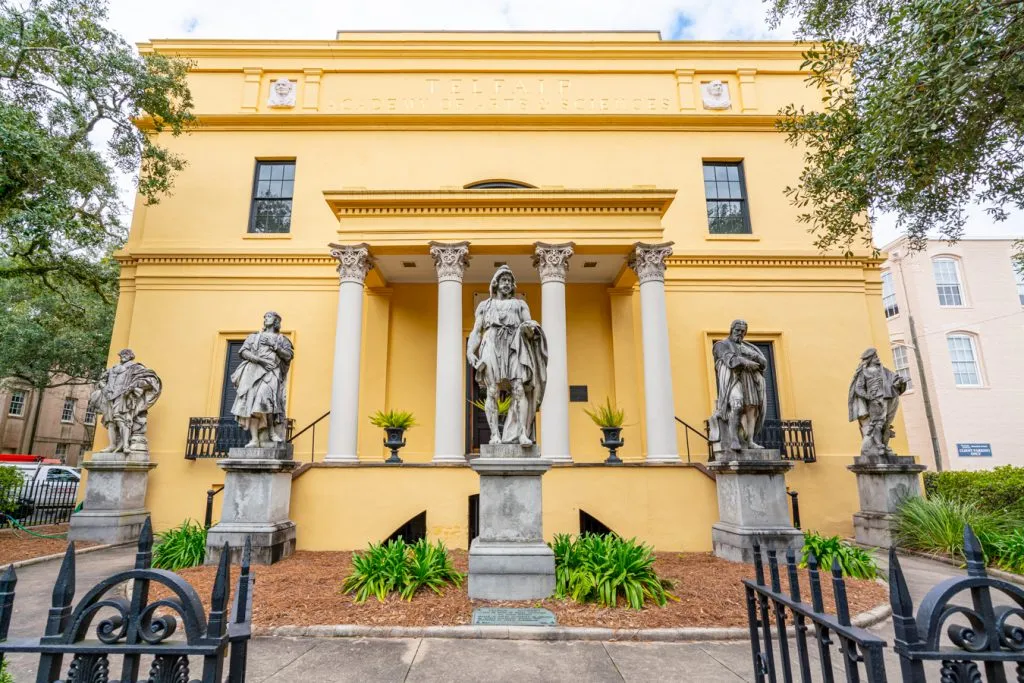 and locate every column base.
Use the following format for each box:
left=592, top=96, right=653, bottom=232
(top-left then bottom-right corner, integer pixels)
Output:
left=69, top=509, right=150, bottom=545
left=645, top=453, right=682, bottom=464
left=206, top=520, right=296, bottom=566
left=711, top=521, right=804, bottom=564
left=468, top=540, right=556, bottom=600
left=432, top=454, right=468, bottom=464
left=323, top=454, right=360, bottom=463
left=542, top=453, right=573, bottom=463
